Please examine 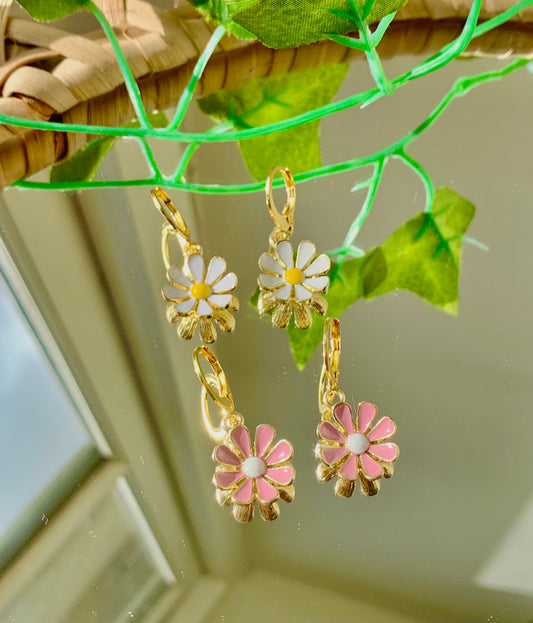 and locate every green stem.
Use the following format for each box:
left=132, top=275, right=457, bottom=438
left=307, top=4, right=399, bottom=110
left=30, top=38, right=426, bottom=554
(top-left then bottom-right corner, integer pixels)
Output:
left=167, top=25, right=226, bottom=131
left=87, top=1, right=150, bottom=129
left=395, top=151, right=435, bottom=213
left=136, top=137, right=163, bottom=181
left=14, top=59, right=529, bottom=194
